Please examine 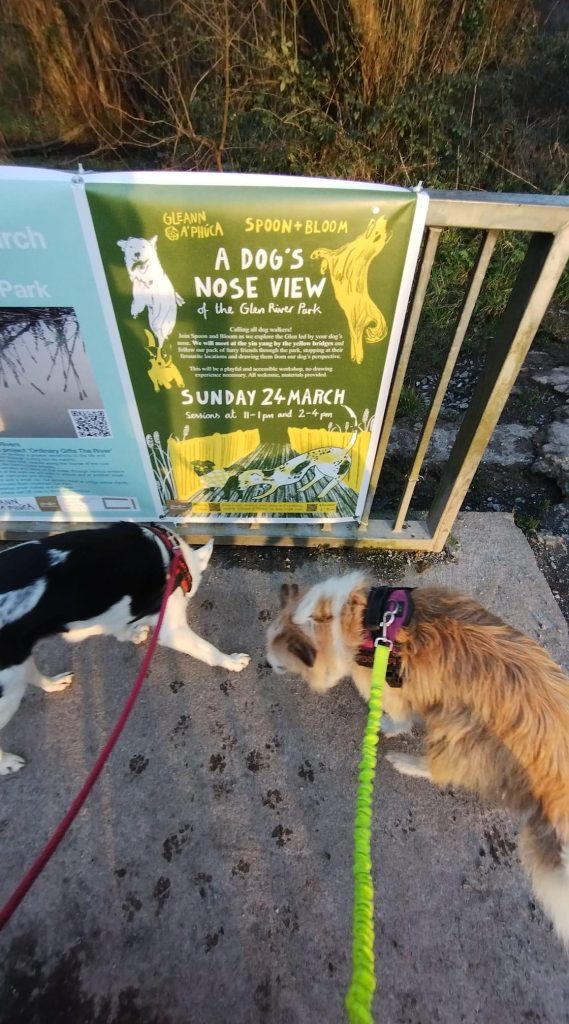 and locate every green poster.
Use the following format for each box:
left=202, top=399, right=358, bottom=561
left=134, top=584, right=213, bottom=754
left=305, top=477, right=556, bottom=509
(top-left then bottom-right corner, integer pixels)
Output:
left=84, top=173, right=428, bottom=522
